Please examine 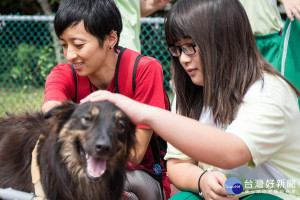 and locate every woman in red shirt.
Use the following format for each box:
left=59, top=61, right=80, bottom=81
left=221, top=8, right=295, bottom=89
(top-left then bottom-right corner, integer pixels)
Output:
left=42, top=0, right=170, bottom=199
